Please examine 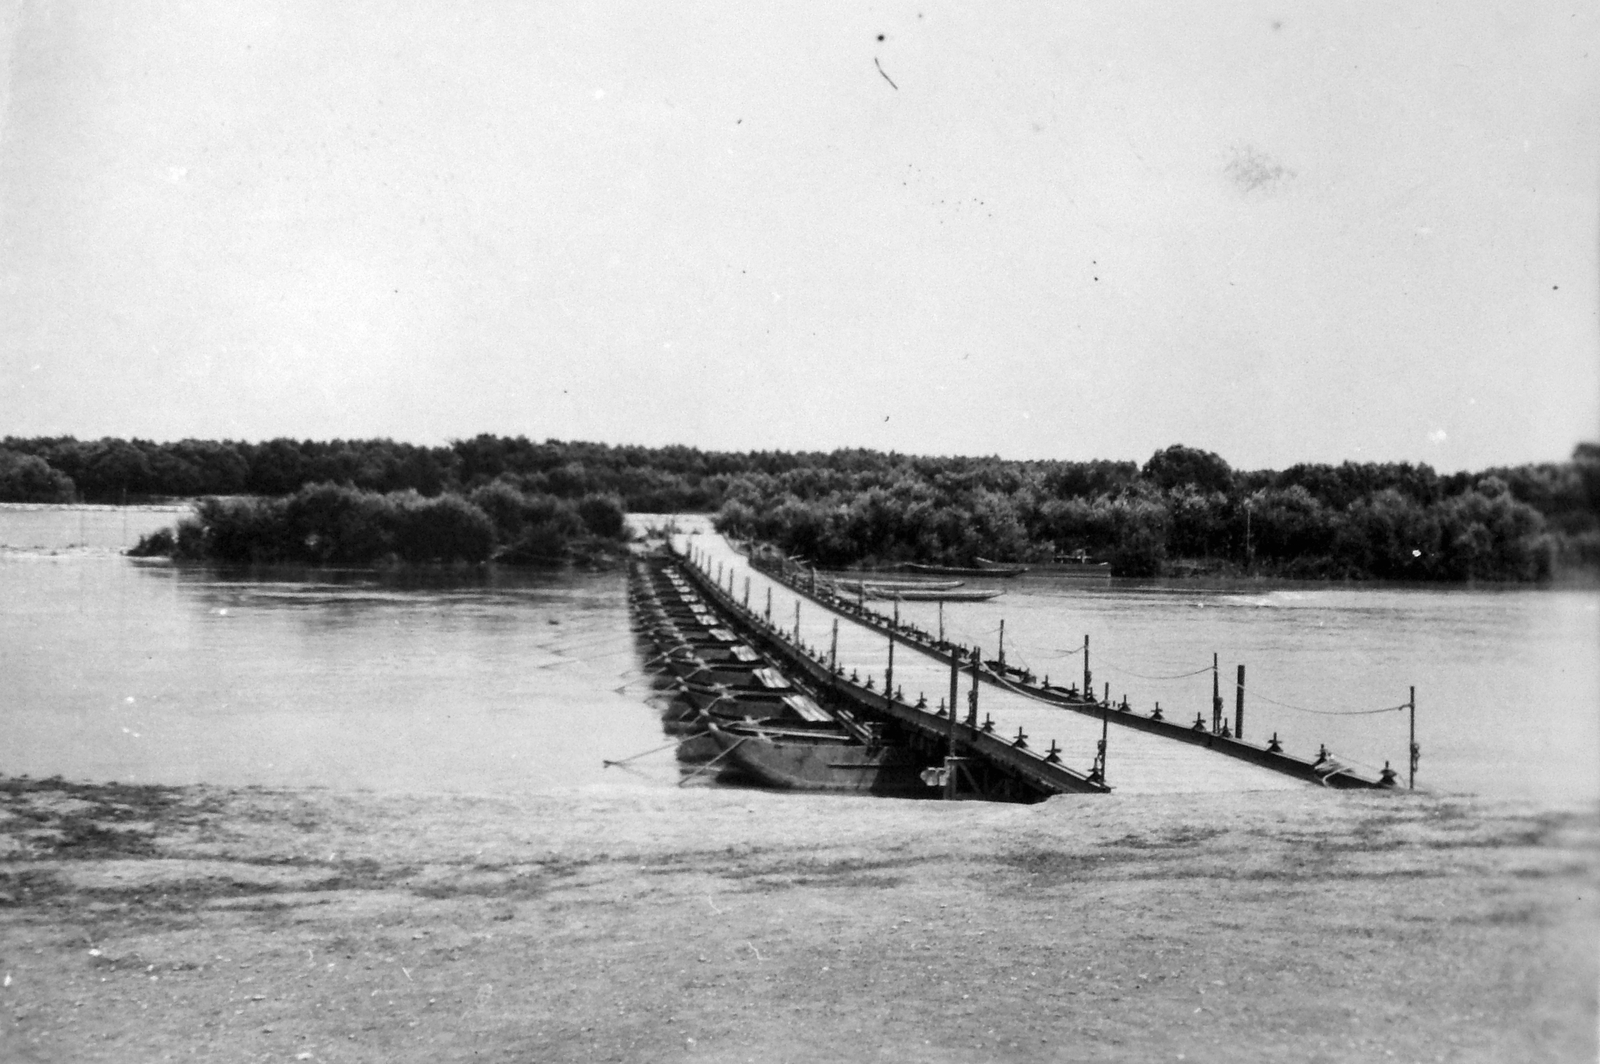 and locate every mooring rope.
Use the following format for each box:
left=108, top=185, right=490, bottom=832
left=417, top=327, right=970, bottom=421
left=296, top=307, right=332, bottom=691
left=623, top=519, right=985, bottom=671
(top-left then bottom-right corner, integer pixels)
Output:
left=1098, top=661, right=1216, bottom=682
left=1238, top=685, right=1409, bottom=717
left=602, top=735, right=695, bottom=768
left=676, top=736, right=748, bottom=787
